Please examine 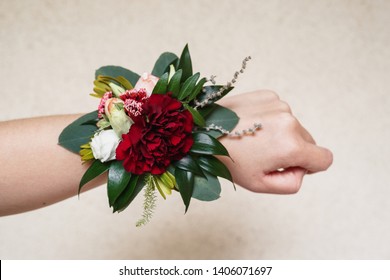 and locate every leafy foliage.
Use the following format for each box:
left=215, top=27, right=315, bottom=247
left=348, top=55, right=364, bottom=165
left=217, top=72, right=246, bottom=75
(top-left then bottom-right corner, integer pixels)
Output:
left=152, top=52, right=178, bottom=77
left=79, top=160, right=111, bottom=194
left=58, top=111, right=98, bottom=153
left=95, top=66, right=140, bottom=86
